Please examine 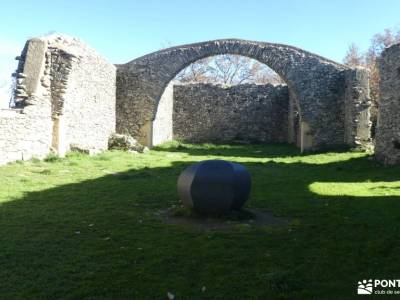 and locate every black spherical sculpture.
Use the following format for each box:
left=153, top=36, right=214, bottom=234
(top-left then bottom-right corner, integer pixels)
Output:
left=177, top=160, right=251, bottom=214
